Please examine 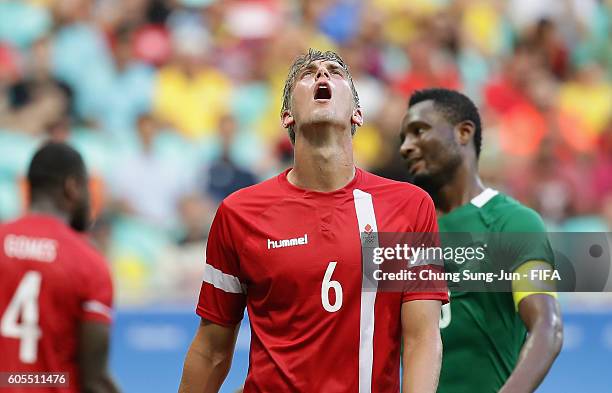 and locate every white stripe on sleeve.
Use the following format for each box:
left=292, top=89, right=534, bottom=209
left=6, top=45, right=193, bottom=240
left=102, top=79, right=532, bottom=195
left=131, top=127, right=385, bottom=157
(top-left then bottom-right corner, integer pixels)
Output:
left=83, top=300, right=112, bottom=318
left=203, top=263, right=246, bottom=294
